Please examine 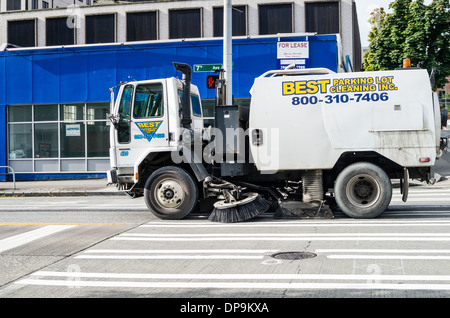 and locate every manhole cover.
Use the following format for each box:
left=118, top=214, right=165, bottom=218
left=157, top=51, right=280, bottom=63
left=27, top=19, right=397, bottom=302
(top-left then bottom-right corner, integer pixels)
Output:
left=271, top=251, right=317, bottom=260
